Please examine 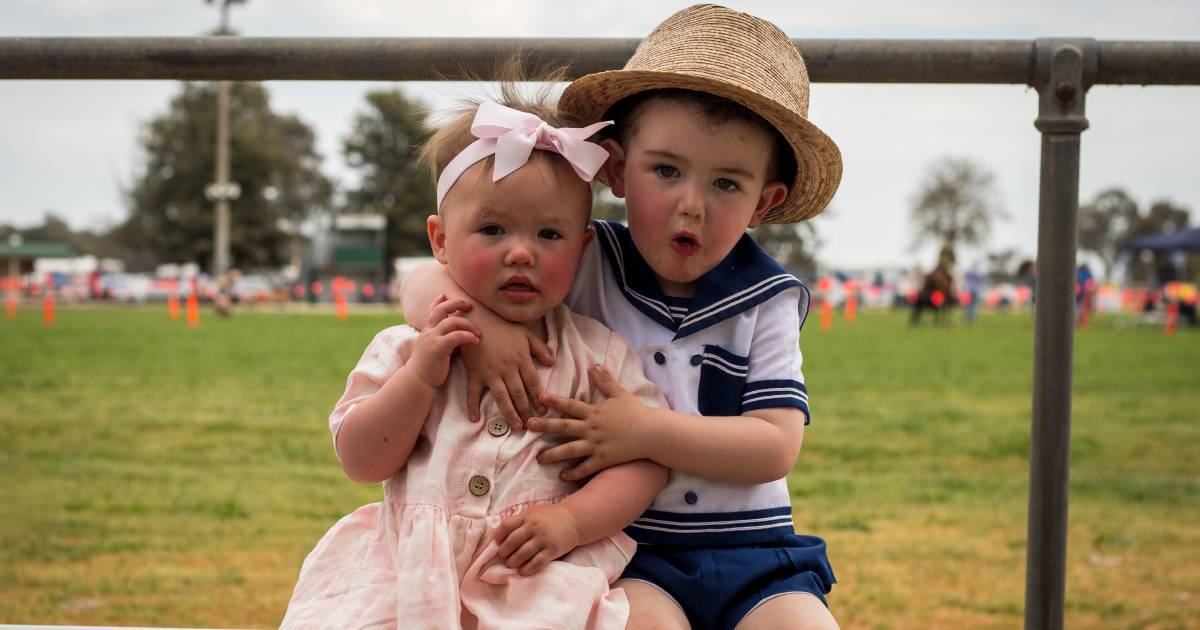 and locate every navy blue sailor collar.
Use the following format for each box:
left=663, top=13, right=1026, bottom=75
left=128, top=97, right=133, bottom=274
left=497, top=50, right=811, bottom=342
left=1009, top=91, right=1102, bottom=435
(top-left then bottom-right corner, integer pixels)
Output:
left=593, top=220, right=809, bottom=340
